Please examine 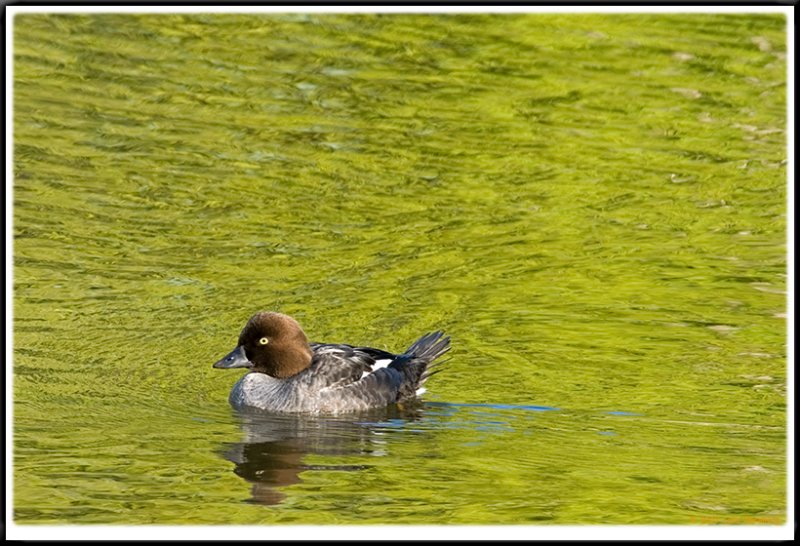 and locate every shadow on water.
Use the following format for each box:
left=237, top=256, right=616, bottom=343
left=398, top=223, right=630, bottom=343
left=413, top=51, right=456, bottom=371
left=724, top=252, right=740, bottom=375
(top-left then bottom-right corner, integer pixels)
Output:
left=219, top=404, right=427, bottom=505
left=218, top=401, right=561, bottom=505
